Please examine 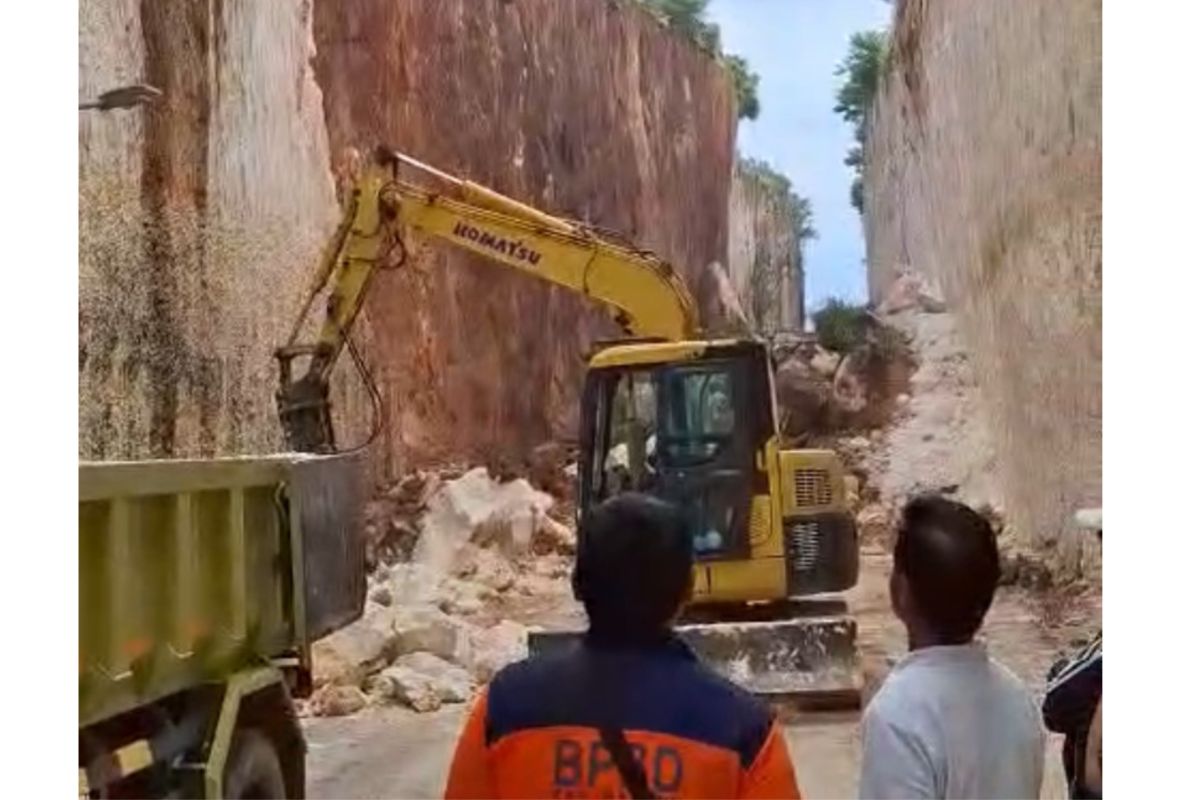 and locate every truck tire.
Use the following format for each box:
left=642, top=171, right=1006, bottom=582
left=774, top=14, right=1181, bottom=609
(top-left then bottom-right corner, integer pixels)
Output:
left=224, top=729, right=288, bottom=799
